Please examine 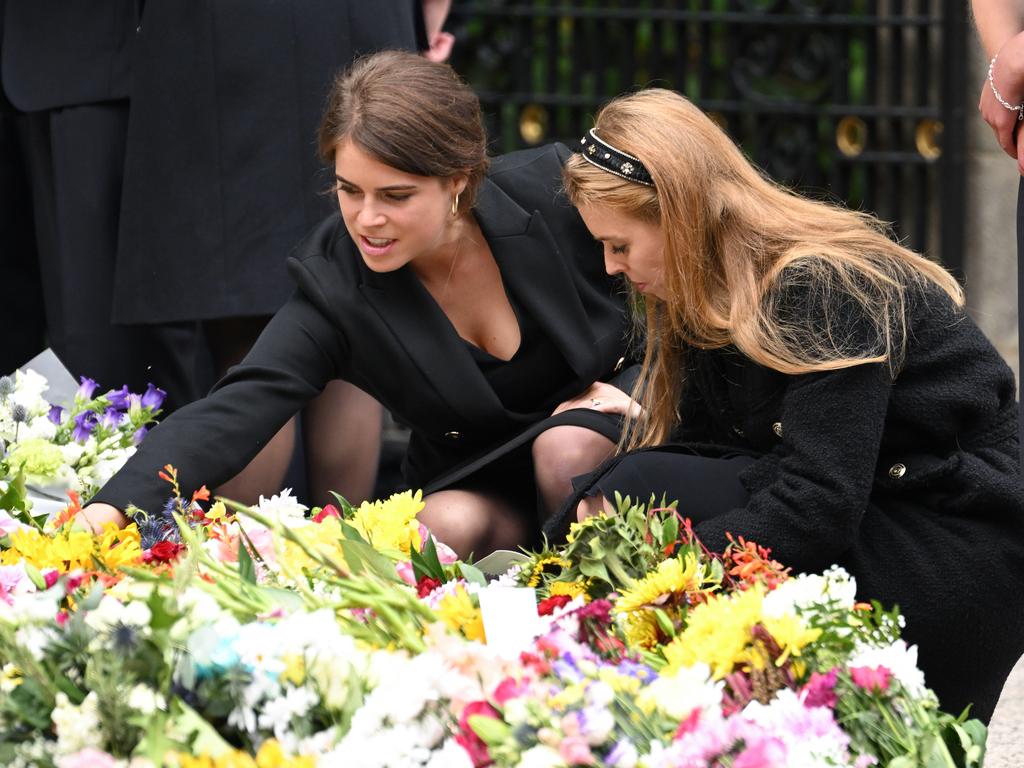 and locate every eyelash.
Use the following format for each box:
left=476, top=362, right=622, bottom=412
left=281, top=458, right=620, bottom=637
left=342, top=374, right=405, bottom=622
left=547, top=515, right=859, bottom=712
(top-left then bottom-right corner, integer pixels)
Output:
left=337, top=186, right=411, bottom=202
left=610, top=244, right=628, bottom=255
